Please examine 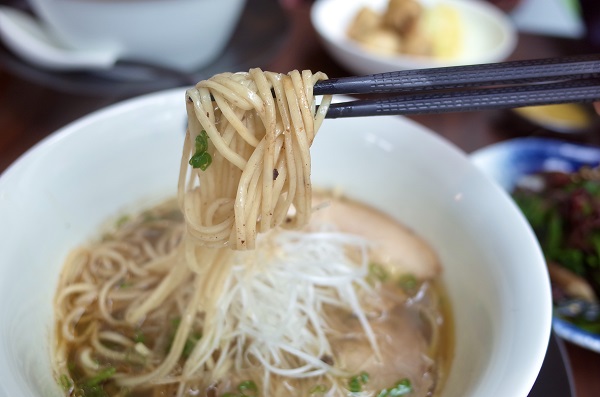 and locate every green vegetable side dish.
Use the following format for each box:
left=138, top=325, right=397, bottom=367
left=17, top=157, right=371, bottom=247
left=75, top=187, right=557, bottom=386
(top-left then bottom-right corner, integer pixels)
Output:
left=512, top=167, right=600, bottom=334
left=189, top=130, right=212, bottom=170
